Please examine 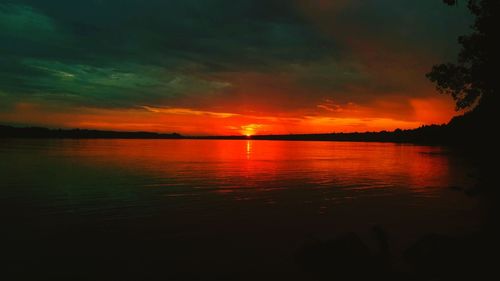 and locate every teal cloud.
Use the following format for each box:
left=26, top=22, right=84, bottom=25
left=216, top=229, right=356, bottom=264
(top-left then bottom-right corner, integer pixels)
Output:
left=0, top=0, right=472, bottom=111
